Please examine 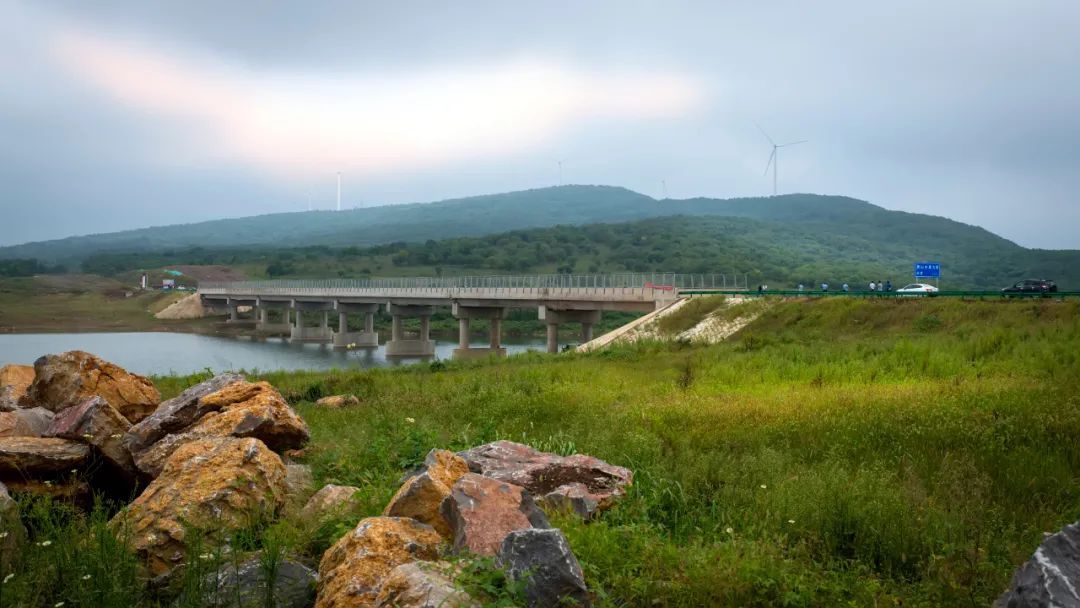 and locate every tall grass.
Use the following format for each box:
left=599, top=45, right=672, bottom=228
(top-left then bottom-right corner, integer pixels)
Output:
left=10, top=298, right=1079, bottom=606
